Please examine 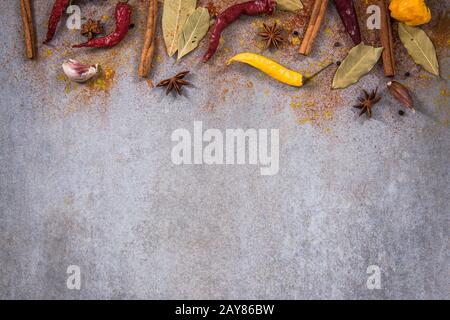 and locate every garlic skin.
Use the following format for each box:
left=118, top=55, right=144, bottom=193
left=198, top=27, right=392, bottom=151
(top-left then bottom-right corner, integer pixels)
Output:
left=62, top=59, right=99, bottom=83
